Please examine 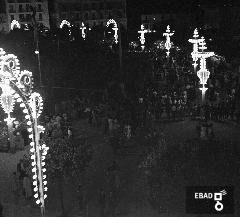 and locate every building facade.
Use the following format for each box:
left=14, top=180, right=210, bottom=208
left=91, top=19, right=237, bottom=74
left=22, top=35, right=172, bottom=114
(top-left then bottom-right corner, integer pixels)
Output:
left=52, top=0, right=127, bottom=29
left=4, top=0, right=50, bottom=32
left=141, top=13, right=178, bottom=31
